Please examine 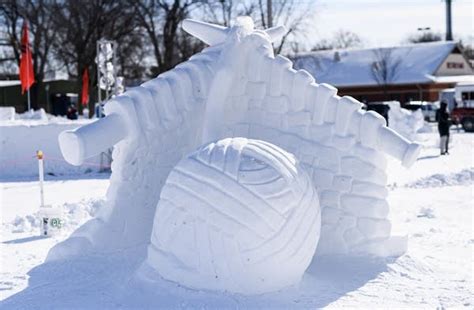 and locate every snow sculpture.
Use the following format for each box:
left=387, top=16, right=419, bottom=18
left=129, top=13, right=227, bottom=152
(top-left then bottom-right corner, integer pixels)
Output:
left=50, top=16, right=421, bottom=264
left=387, top=101, right=424, bottom=140
left=147, top=138, right=320, bottom=294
